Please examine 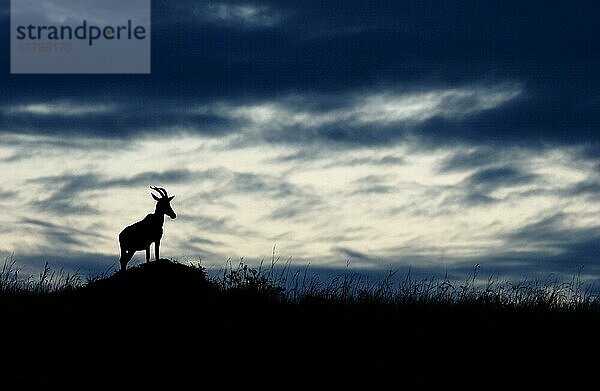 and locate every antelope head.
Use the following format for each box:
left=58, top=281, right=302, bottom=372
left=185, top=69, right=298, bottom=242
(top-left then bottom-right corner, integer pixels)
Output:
left=151, top=186, right=177, bottom=219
